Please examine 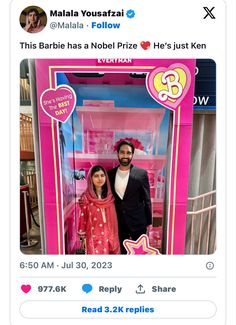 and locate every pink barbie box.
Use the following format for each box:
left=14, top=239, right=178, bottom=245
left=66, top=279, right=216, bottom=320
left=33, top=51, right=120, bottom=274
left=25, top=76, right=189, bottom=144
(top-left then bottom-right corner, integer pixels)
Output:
left=34, top=59, right=195, bottom=254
